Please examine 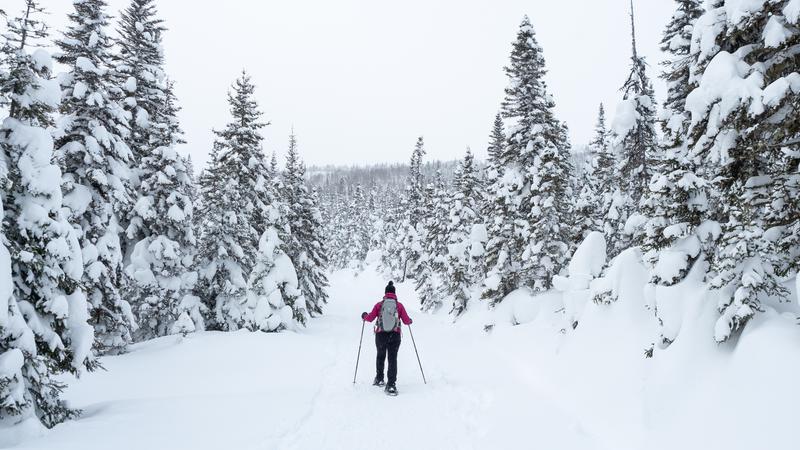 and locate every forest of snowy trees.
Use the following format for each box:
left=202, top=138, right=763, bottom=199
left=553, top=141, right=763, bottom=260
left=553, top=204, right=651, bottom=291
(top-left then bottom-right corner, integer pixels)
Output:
left=1, top=0, right=798, bottom=438
left=0, top=0, right=328, bottom=429
left=325, top=1, right=800, bottom=339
